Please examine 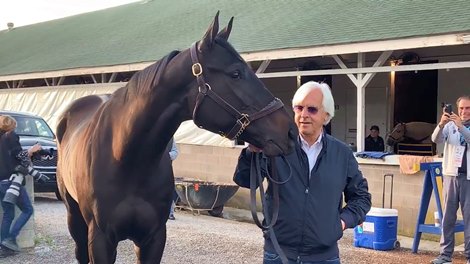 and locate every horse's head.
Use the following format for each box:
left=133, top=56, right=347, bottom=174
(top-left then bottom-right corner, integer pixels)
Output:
left=185, top=13, right=295, bottom=156
left=386, top=123, right=406, bottom=146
